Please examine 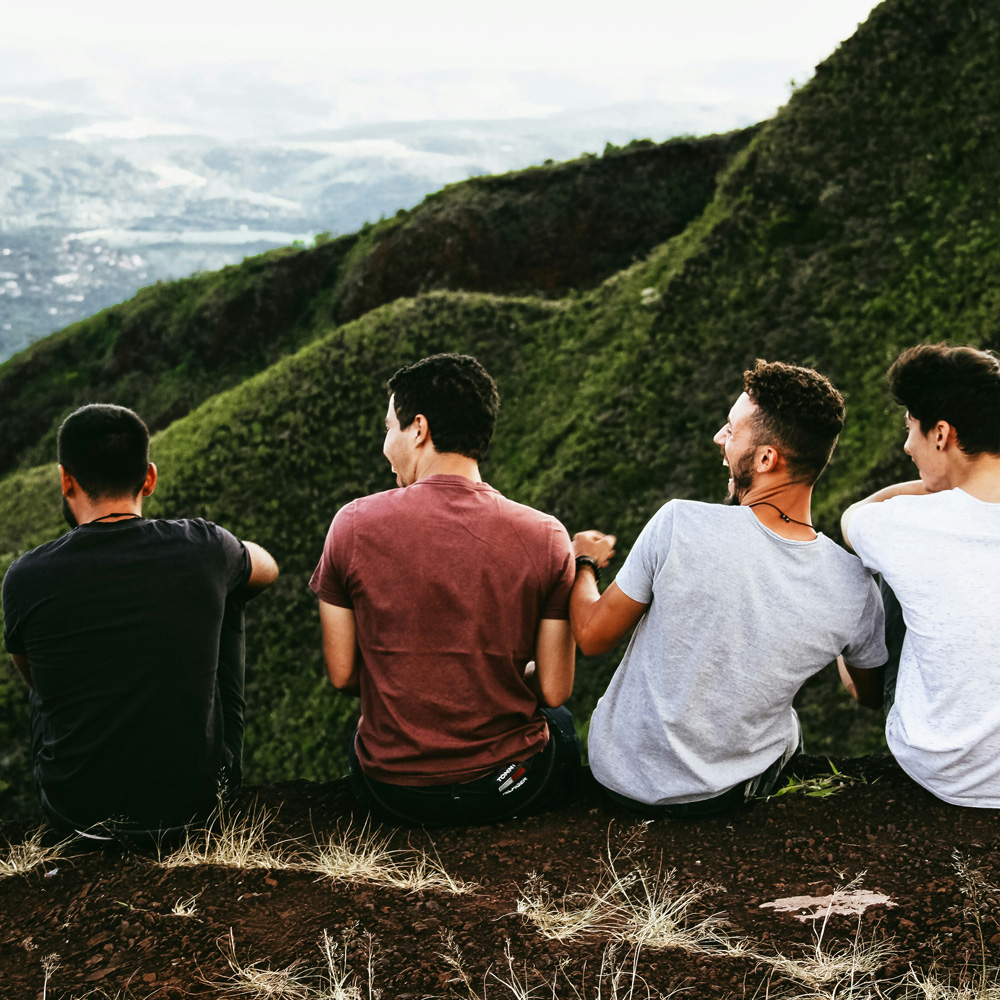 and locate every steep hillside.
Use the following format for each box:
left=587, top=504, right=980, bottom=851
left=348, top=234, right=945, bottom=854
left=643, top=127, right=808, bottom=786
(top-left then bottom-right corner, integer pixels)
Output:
left=3, top=0, right=1000, bottom=820
left=0, top=131, right=753, bottom=478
